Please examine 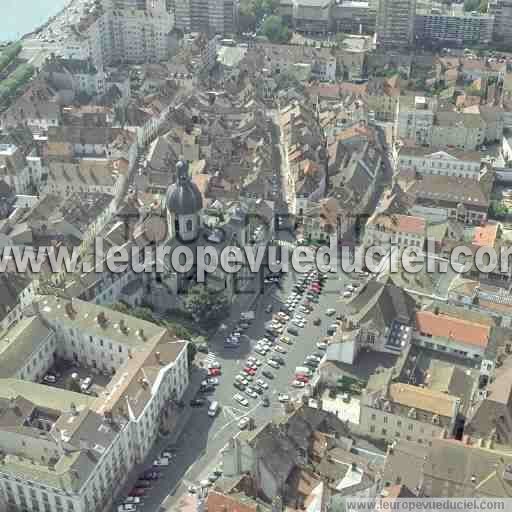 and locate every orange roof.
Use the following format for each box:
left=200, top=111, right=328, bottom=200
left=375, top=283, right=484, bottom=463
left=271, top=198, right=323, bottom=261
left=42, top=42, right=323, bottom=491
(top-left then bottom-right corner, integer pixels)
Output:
left=371, top=214, right=425, bottom=235
left=472, top=223, right=498, bottom=248
left=206, top=492, right=257, bottom=512
left=415, top=311, right=490, bottom=348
